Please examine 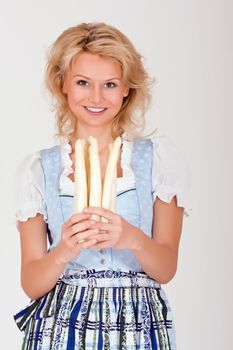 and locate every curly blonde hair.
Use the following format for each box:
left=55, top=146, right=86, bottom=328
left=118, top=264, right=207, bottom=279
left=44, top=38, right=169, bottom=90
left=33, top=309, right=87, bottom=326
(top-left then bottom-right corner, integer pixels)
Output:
left=45, top=22, right=154, bottom=143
